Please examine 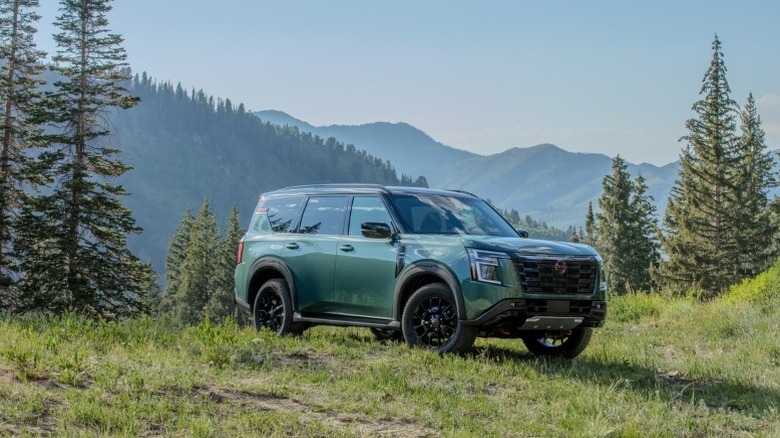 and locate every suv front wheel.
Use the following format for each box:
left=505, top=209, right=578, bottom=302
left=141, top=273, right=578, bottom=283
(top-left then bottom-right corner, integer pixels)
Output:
left=402, top=283, right=477, bottom=353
